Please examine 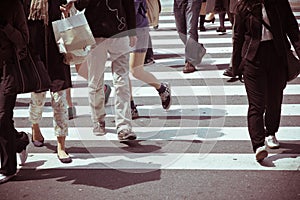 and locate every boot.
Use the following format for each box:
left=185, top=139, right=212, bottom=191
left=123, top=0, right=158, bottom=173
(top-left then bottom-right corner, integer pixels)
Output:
left=199, top=15, right=206, bottom=31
